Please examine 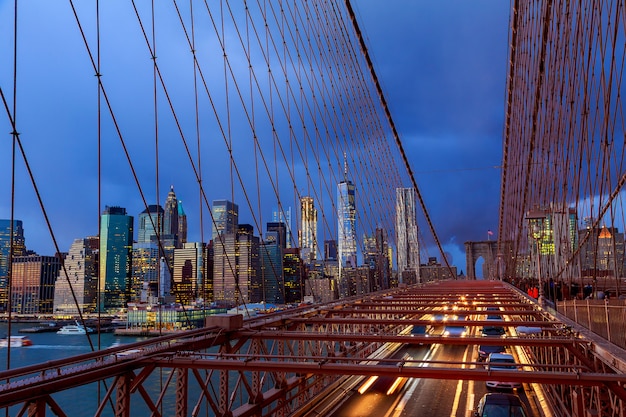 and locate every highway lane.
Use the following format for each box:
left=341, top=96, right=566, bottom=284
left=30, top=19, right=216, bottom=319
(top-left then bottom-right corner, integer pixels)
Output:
left=330, top=332, right=542, bottom=416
